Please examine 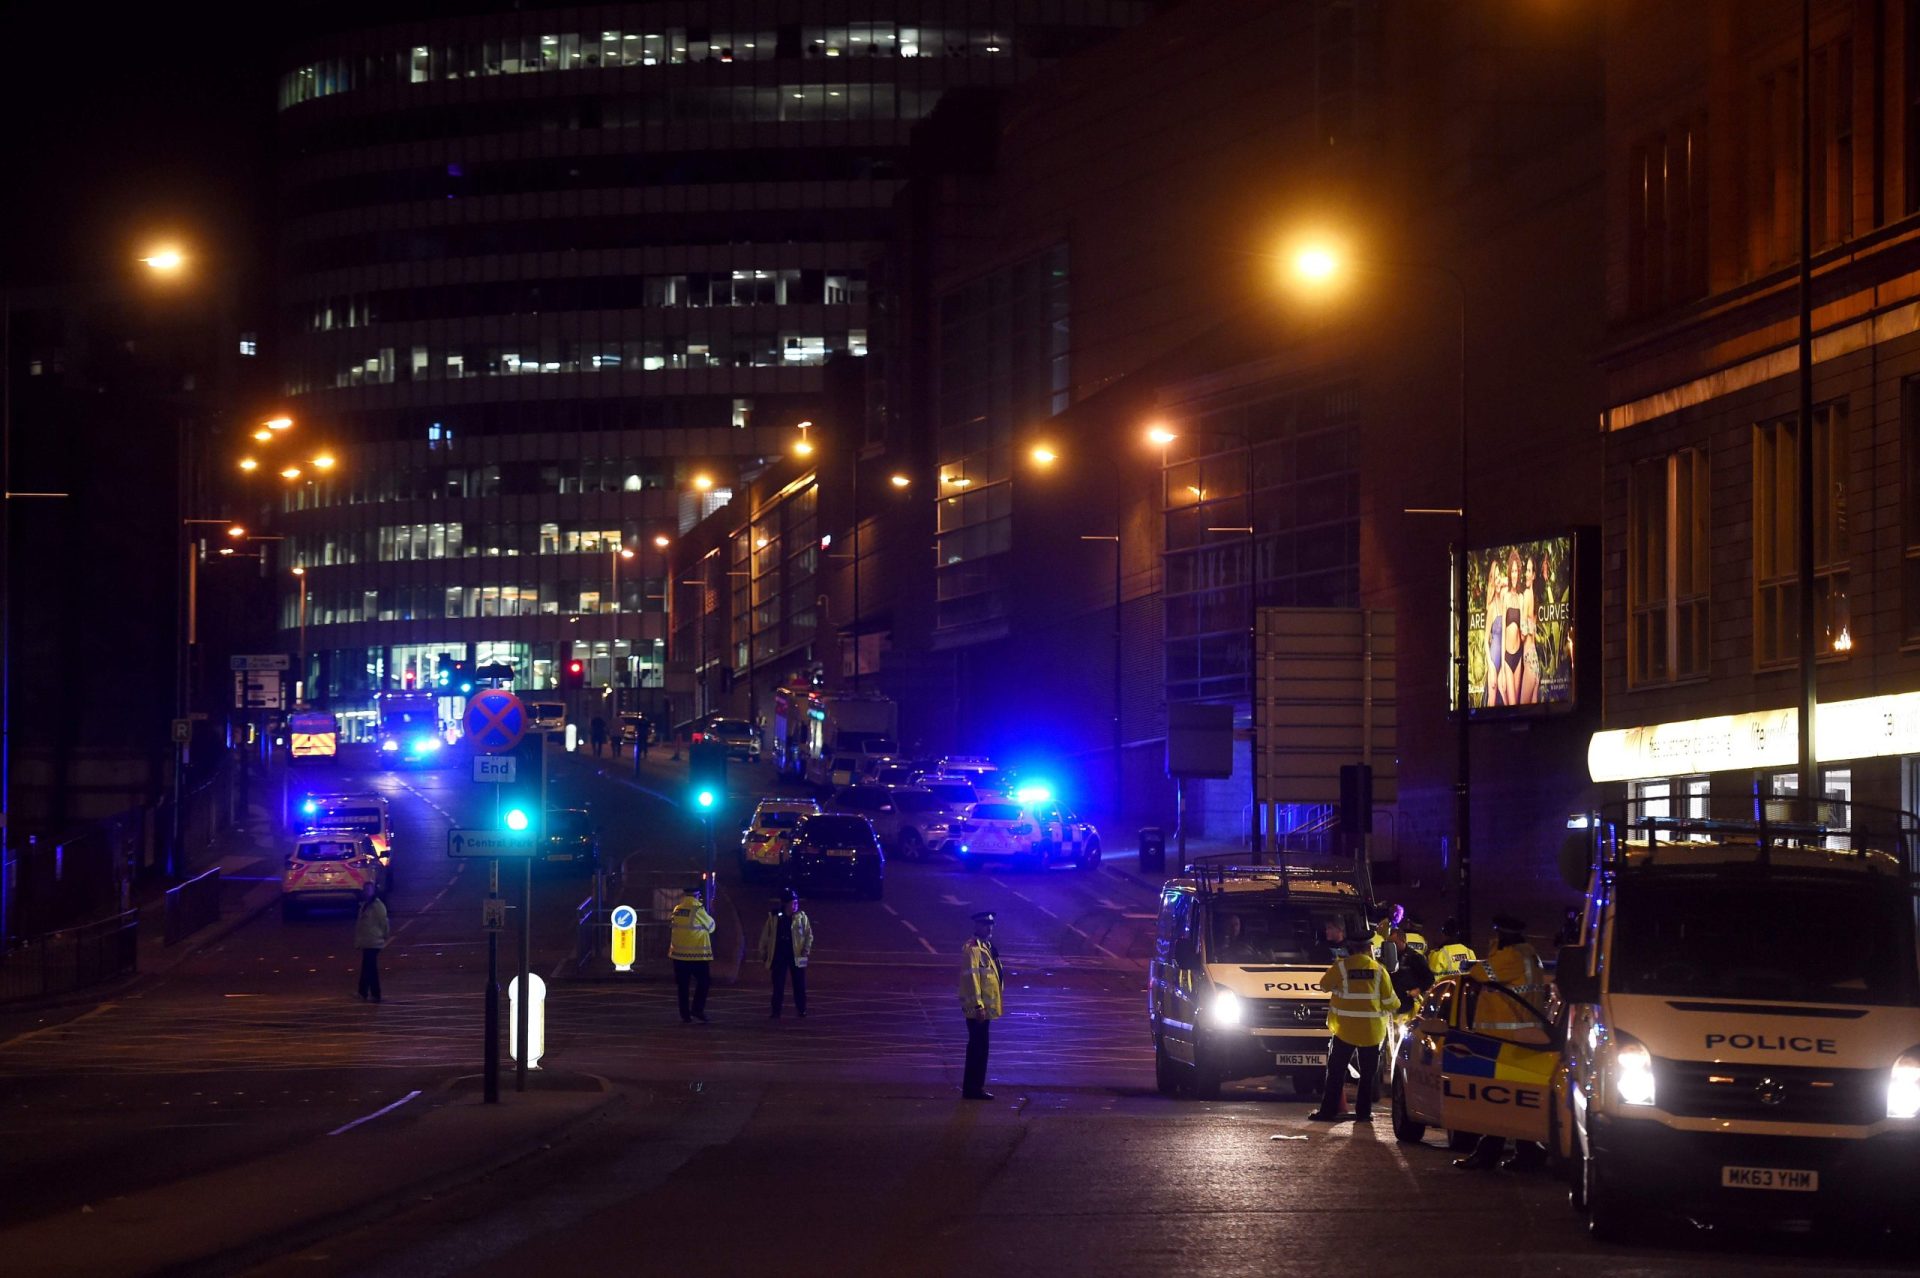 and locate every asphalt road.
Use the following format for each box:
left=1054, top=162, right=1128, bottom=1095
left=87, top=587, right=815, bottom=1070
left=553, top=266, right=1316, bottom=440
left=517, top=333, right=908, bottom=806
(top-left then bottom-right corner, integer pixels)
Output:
left=2, top=742, right=1914, bottom=1275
